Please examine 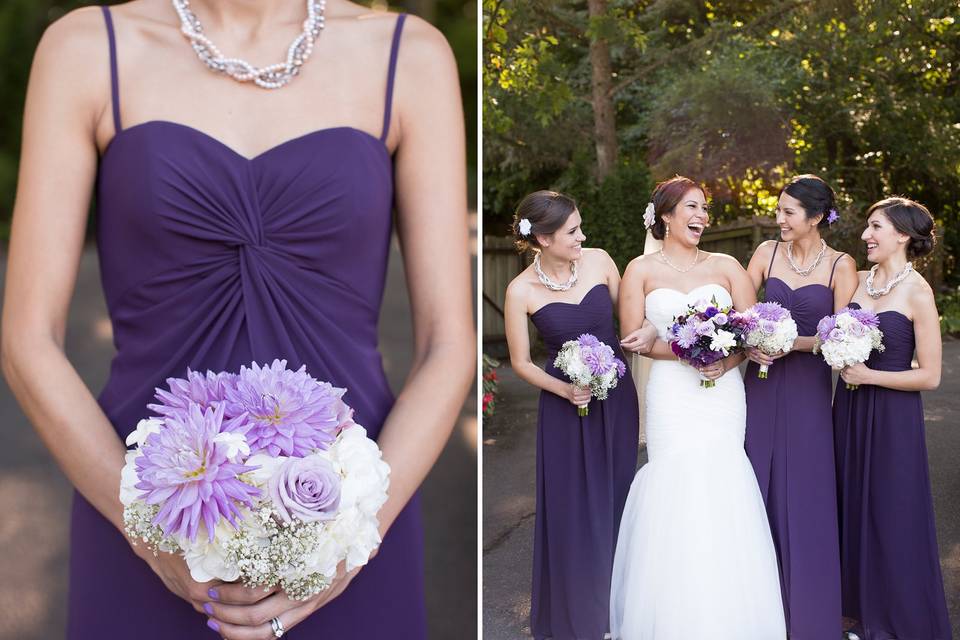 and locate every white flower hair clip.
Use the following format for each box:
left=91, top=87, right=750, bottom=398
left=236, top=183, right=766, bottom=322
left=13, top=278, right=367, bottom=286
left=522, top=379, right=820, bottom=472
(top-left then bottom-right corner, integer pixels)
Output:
left=518, top=218, right=532, bottom=236
left=643, top=202, right=656, bottom=229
